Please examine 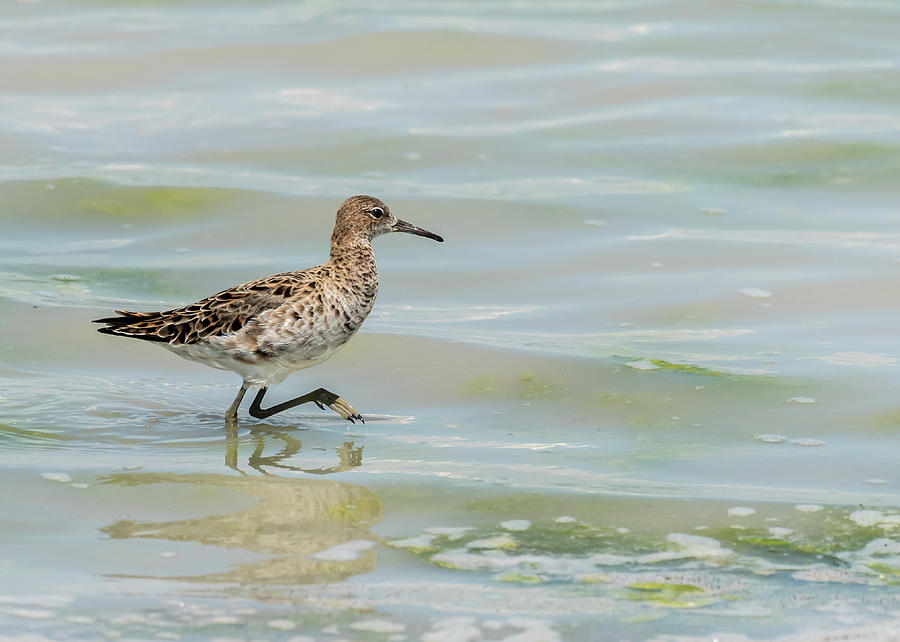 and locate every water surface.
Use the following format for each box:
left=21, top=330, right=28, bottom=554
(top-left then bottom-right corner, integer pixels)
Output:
left=2, top=1, right=900, bottom=640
